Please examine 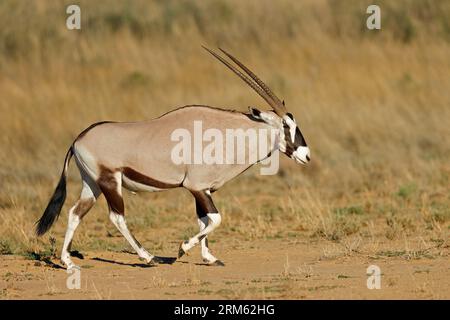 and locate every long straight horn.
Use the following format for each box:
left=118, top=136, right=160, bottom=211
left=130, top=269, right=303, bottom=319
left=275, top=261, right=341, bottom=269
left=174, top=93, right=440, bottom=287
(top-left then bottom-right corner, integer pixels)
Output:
left=218, top=48, right=287, bottom=116
left=203, top=46, right=286, bottom=116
